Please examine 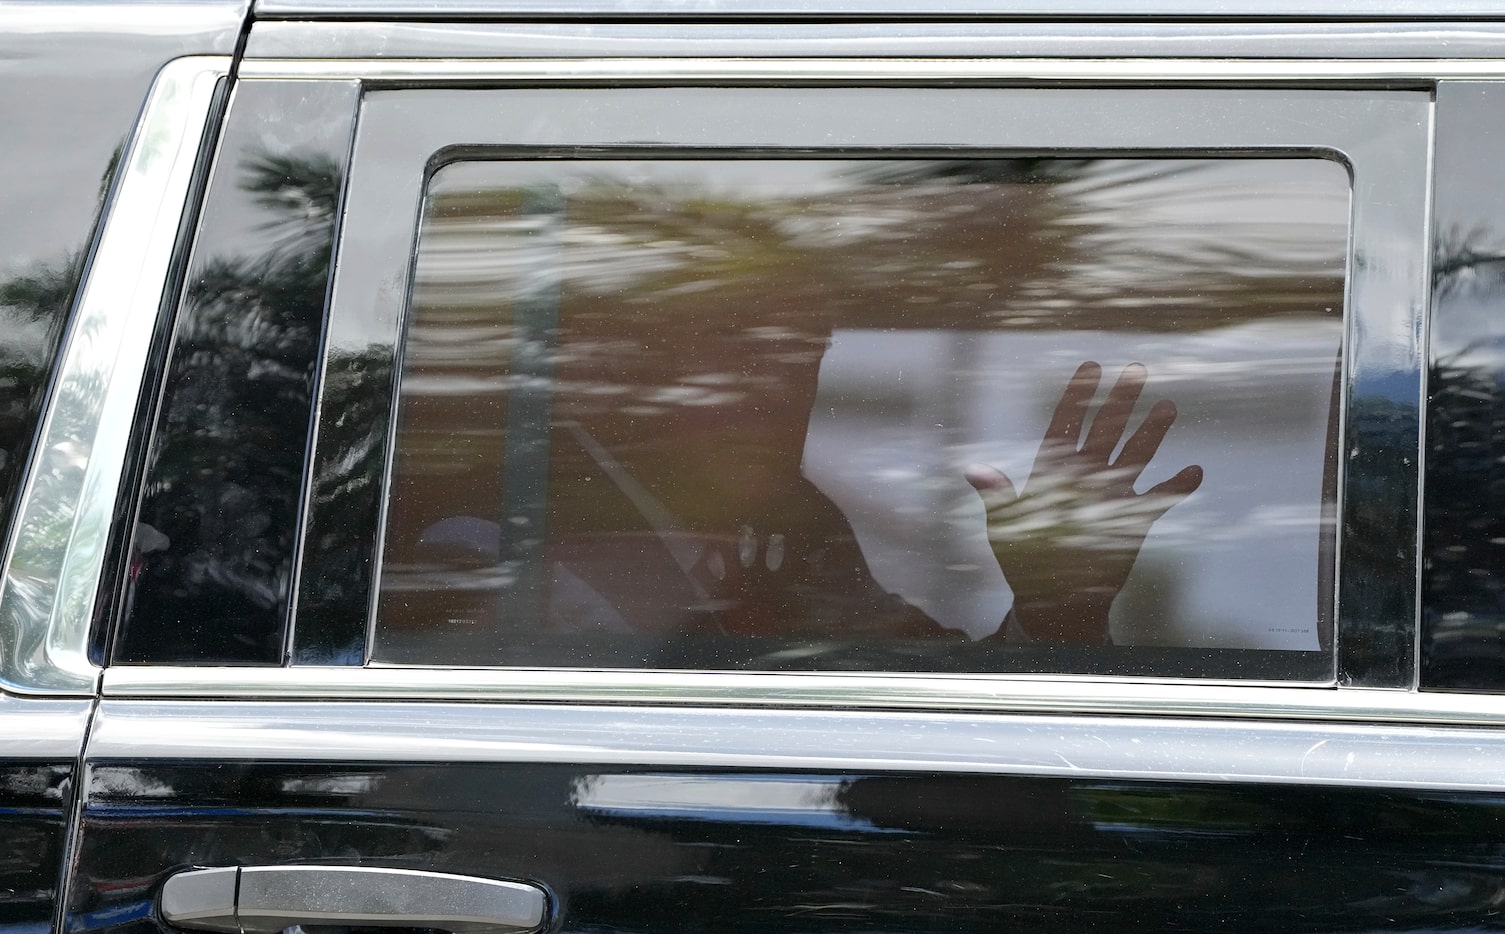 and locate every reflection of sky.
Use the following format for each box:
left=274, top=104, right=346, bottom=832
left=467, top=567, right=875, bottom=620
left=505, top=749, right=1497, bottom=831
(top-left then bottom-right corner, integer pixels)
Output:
left=572, top=773, right=892, bottom=832
left=804, top=321, right=1338, bottom=650
left=0, top=6, right=237, bottom=276
left=413, top=158, right=1347, bottom=312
